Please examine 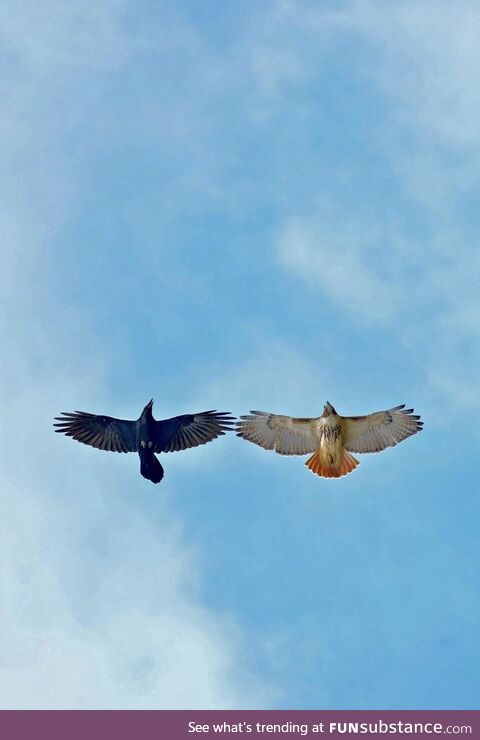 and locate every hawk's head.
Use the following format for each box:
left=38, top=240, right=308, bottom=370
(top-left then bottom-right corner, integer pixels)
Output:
left=322, top=401, right=336, bottom=417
